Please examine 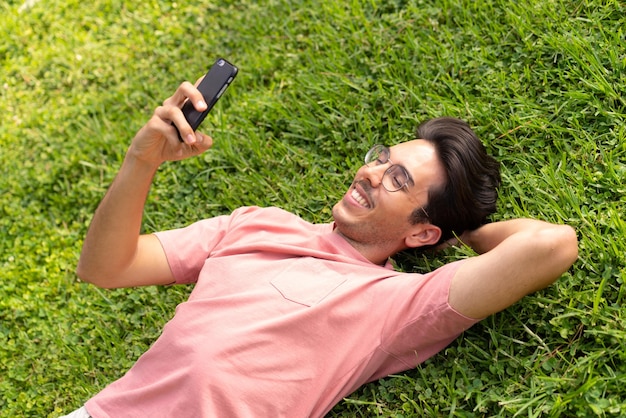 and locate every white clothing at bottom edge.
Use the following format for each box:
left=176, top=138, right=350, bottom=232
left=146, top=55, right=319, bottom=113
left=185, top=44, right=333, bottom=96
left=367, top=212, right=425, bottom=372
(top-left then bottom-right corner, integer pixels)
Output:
left=60, top=405, right=91, bottom=418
